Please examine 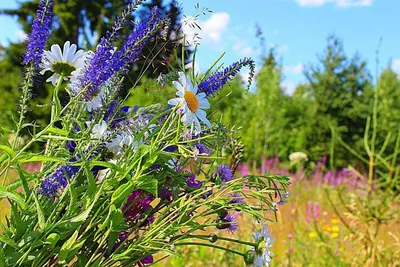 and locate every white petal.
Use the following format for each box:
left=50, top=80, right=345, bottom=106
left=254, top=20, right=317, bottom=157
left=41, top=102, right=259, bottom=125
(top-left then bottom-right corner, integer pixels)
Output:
left=66, top=44, right=78, bottom=62
left=193, top=116, right=201, bottom=133
left=168, top=97, right=183, bottom=106
left=178, top=72, right=186, bottom=88
left=191, top=82, right=198, bottom=94
left=195, top=109, right=211, bottom=127
left=173, top=81, right=185, bottom=94
left=181, top=111, right=193, bottom=125
left=51, top=44, right=63, bottom=61
left=62, top=41, right=71, bottom=61
left=196, top=92, right=206, bottom=99
left=198, top=98, right=210, bottom=109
